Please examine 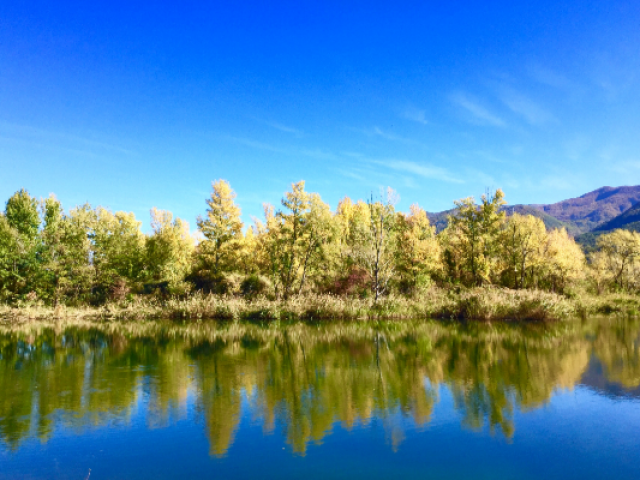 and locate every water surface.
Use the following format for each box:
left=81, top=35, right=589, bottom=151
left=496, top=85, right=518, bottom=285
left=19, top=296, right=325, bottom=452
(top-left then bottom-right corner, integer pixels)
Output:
left=1, top=318, right=639, bottom=479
